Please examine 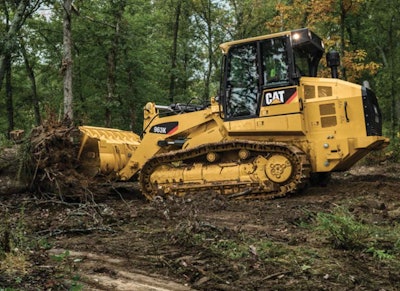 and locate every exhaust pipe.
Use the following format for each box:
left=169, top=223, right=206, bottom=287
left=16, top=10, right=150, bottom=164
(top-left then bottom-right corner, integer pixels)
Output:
left=326, top=50, right=340, bottom=79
